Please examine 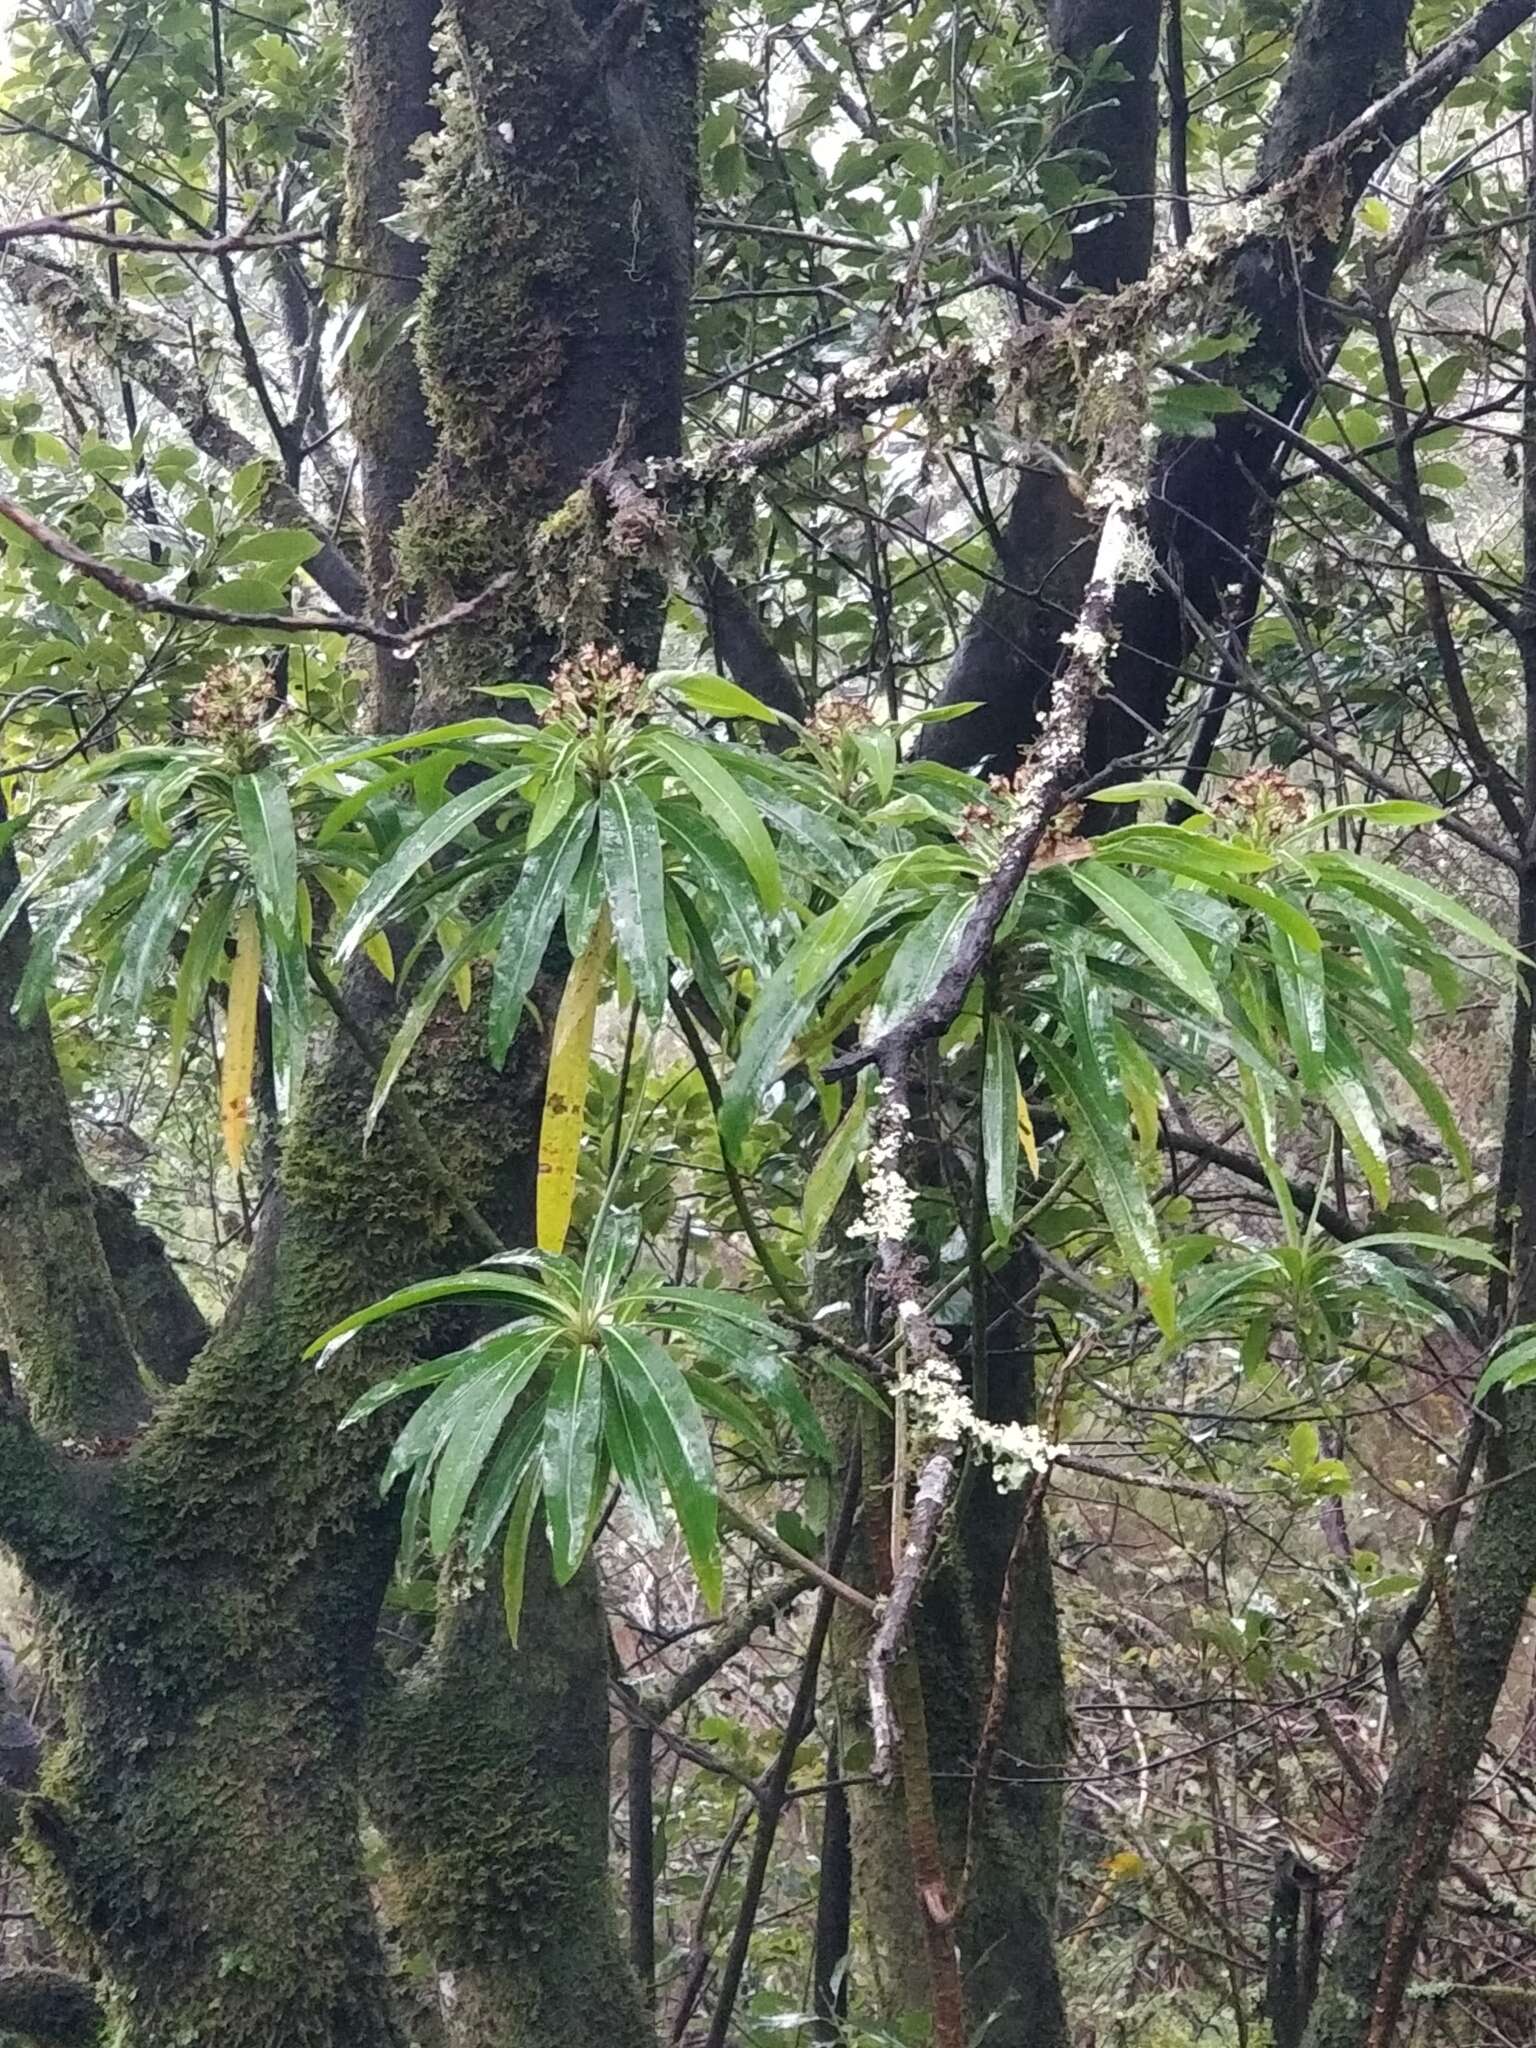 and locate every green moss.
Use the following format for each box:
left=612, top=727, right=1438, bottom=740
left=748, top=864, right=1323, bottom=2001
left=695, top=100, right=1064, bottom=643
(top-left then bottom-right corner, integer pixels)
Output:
left=366, top=1552, right=652, bottom=2048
